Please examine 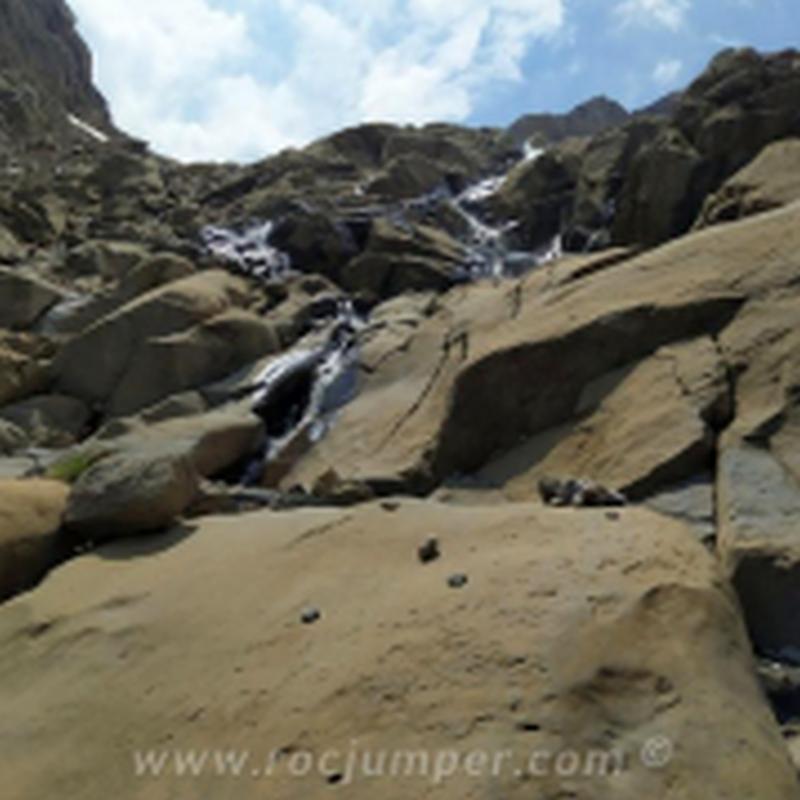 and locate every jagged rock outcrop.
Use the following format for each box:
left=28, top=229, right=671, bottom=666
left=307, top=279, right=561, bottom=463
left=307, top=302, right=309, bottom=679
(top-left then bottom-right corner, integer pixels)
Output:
left=613, top=48, right=800, bottom=245
left=0, top=0, right=114, bottom=155
left=508, top=96, right=630, bottom=147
